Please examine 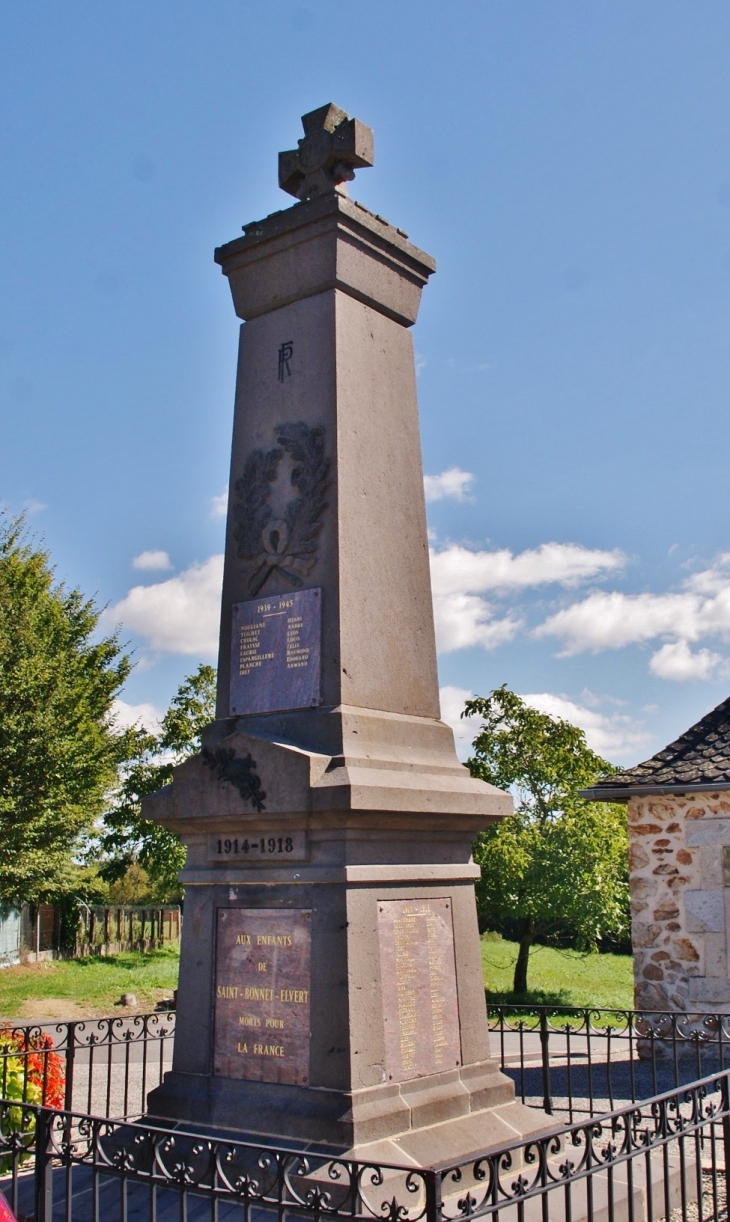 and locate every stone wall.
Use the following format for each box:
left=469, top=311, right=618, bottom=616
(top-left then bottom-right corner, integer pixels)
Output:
left=629, top=791, right=730, bottom=1011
